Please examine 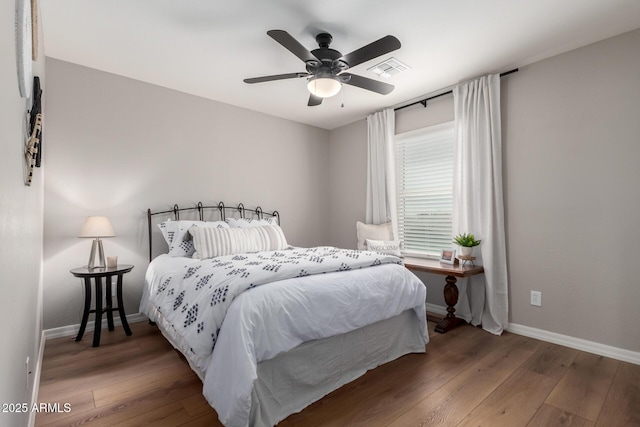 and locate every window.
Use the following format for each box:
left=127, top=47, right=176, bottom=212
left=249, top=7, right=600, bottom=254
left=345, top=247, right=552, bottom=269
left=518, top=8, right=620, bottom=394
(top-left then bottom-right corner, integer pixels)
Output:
left=395, top=121, right=454, bottom=258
